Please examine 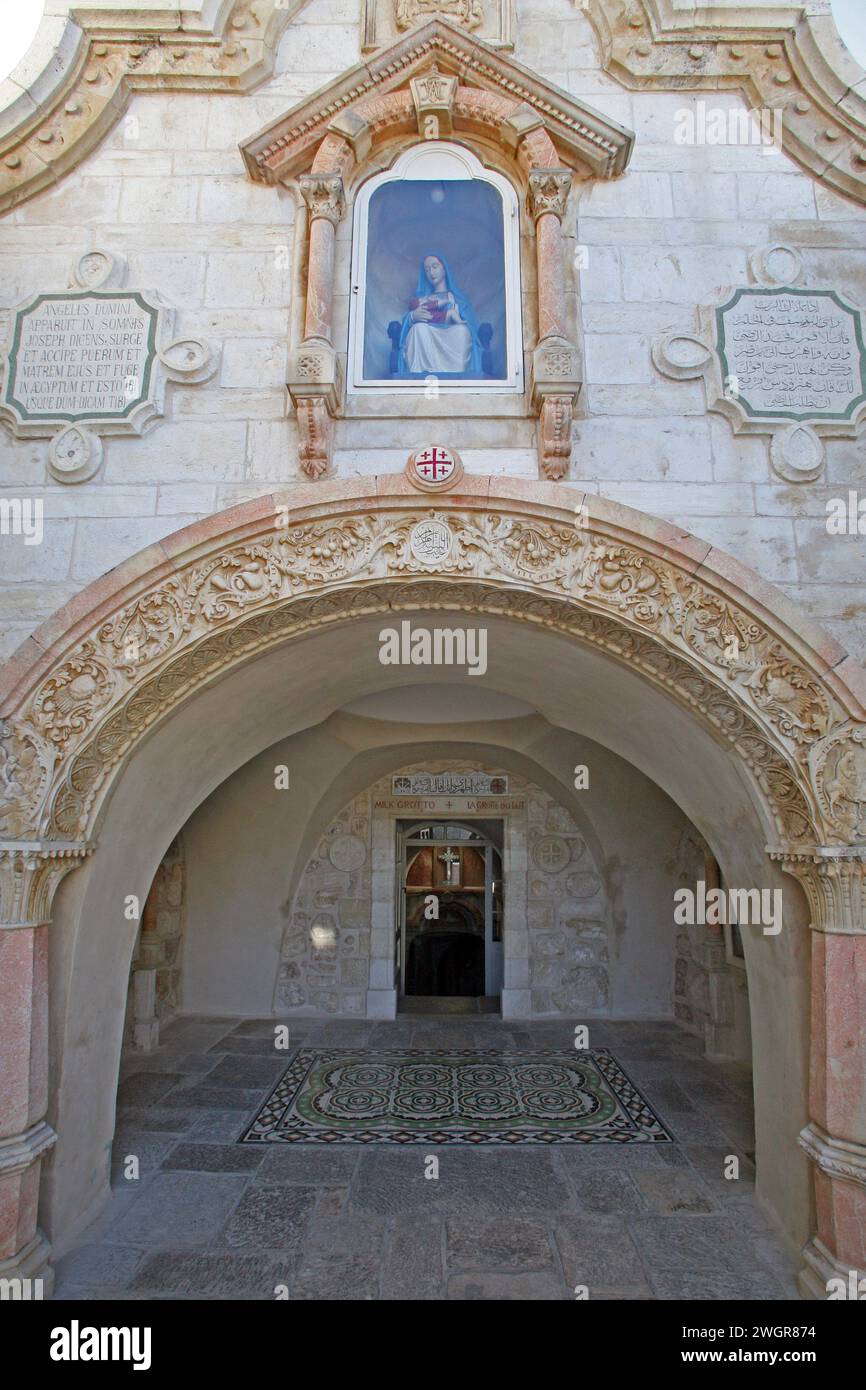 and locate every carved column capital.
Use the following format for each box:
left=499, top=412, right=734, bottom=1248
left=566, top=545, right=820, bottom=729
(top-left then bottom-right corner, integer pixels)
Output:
left=770, top=847, right=866, bottom=934
left=527, top=168, right=571, bottom=222
left=298, top=173, right=346, bottom=227
left=0, top=841, right=94, bottom=929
